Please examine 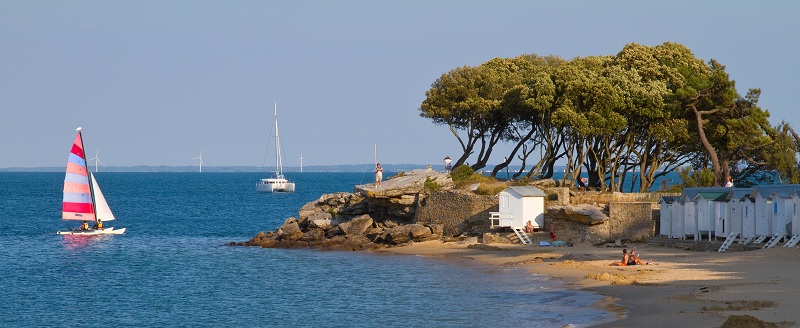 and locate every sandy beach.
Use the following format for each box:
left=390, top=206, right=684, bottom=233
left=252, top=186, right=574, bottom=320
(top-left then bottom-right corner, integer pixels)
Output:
left=372, top=240, right=799, bottom=327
